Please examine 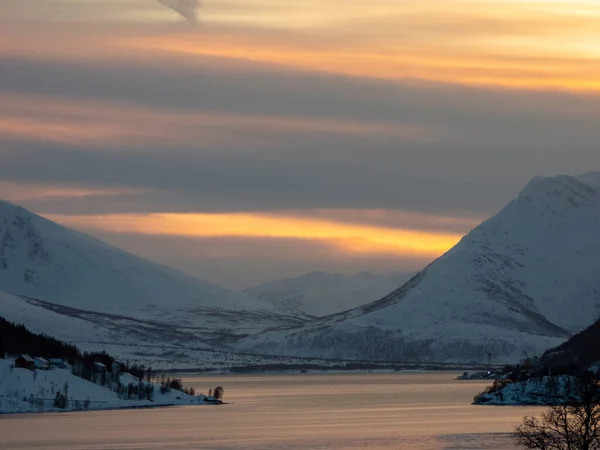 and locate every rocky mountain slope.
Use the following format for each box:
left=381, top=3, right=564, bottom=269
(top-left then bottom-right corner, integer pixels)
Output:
left=238, top=173, right=600, bottom=364
left=244, top=271, right=414, bottom=316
